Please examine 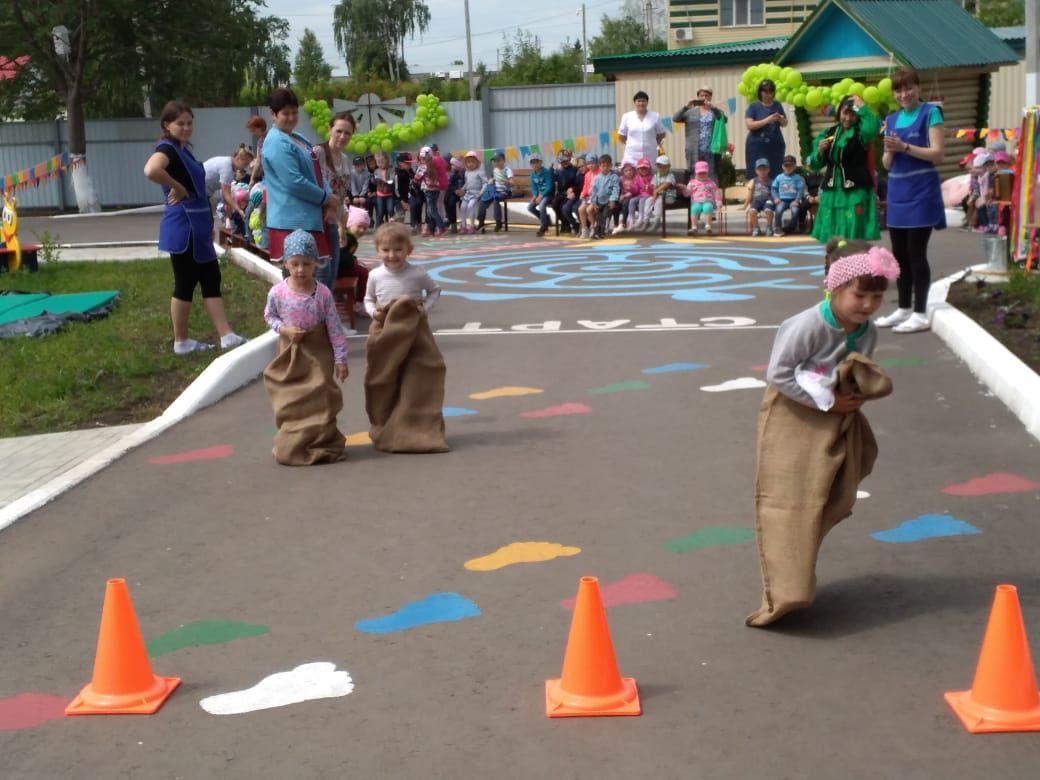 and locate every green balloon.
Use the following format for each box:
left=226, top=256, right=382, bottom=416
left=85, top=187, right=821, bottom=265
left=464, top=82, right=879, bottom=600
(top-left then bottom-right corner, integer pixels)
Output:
left=380, top=138, right=393, bottom=151
left=354, top=143, right=367, bottom=154
left=412, top=120, right=424, bottom=131
left=787, top=71, right=803, bottom=89
left=401, top=130, right=414, bottom=143
left=878, top=77, right=893, bottom=96
left=436, top=115, right=448, bottom=128
left=416, top=94, right=428, bottom=106
left=805, top=90, right=822, bottom=109
left=424, top=121, right=434, bottom=134
left=863, top=86, right=880, bottom=103
left=768, top=64, right=781, bottom=80
left=792, top=93, right=806, bottom=108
